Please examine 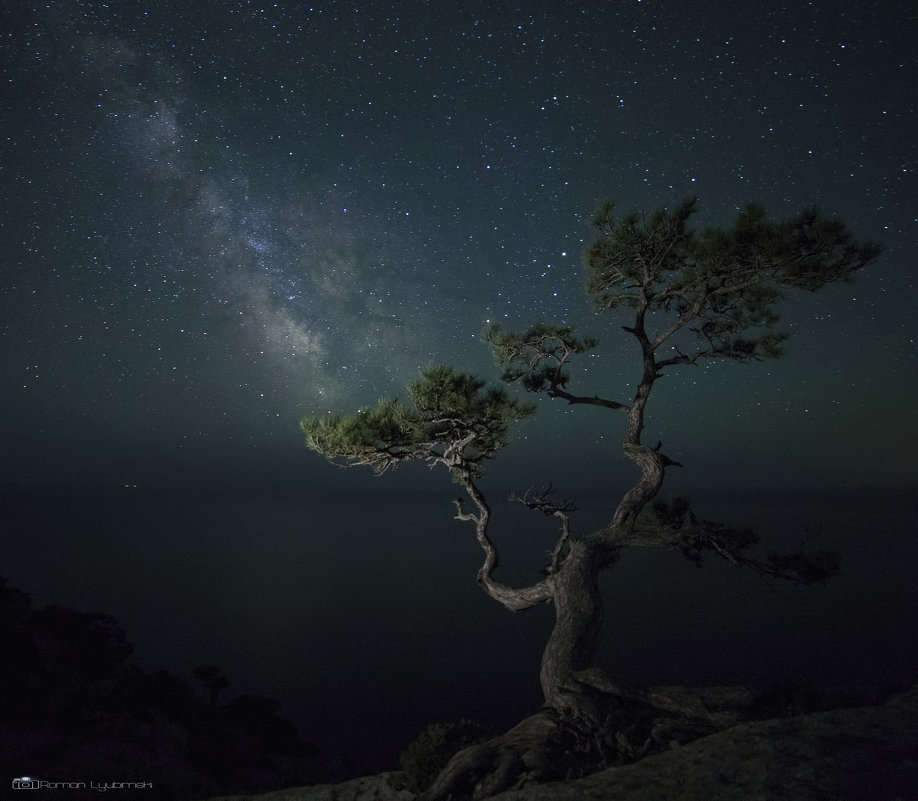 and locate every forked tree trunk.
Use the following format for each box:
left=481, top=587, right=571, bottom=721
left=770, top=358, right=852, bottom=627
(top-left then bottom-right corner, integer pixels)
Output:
left=424, top=375, right=676, bottom=799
